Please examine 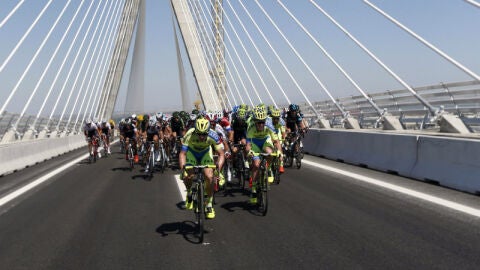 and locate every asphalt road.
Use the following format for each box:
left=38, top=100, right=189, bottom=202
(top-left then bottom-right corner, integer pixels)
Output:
left=0, top=147, right=479, bottom=270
